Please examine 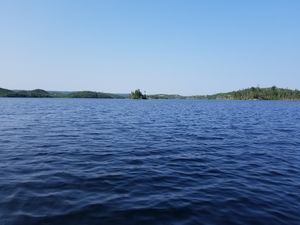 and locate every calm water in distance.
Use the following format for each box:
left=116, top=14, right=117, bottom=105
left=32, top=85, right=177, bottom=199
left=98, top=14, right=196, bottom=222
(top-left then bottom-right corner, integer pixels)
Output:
left=0, top=98, right=300, bottom=225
